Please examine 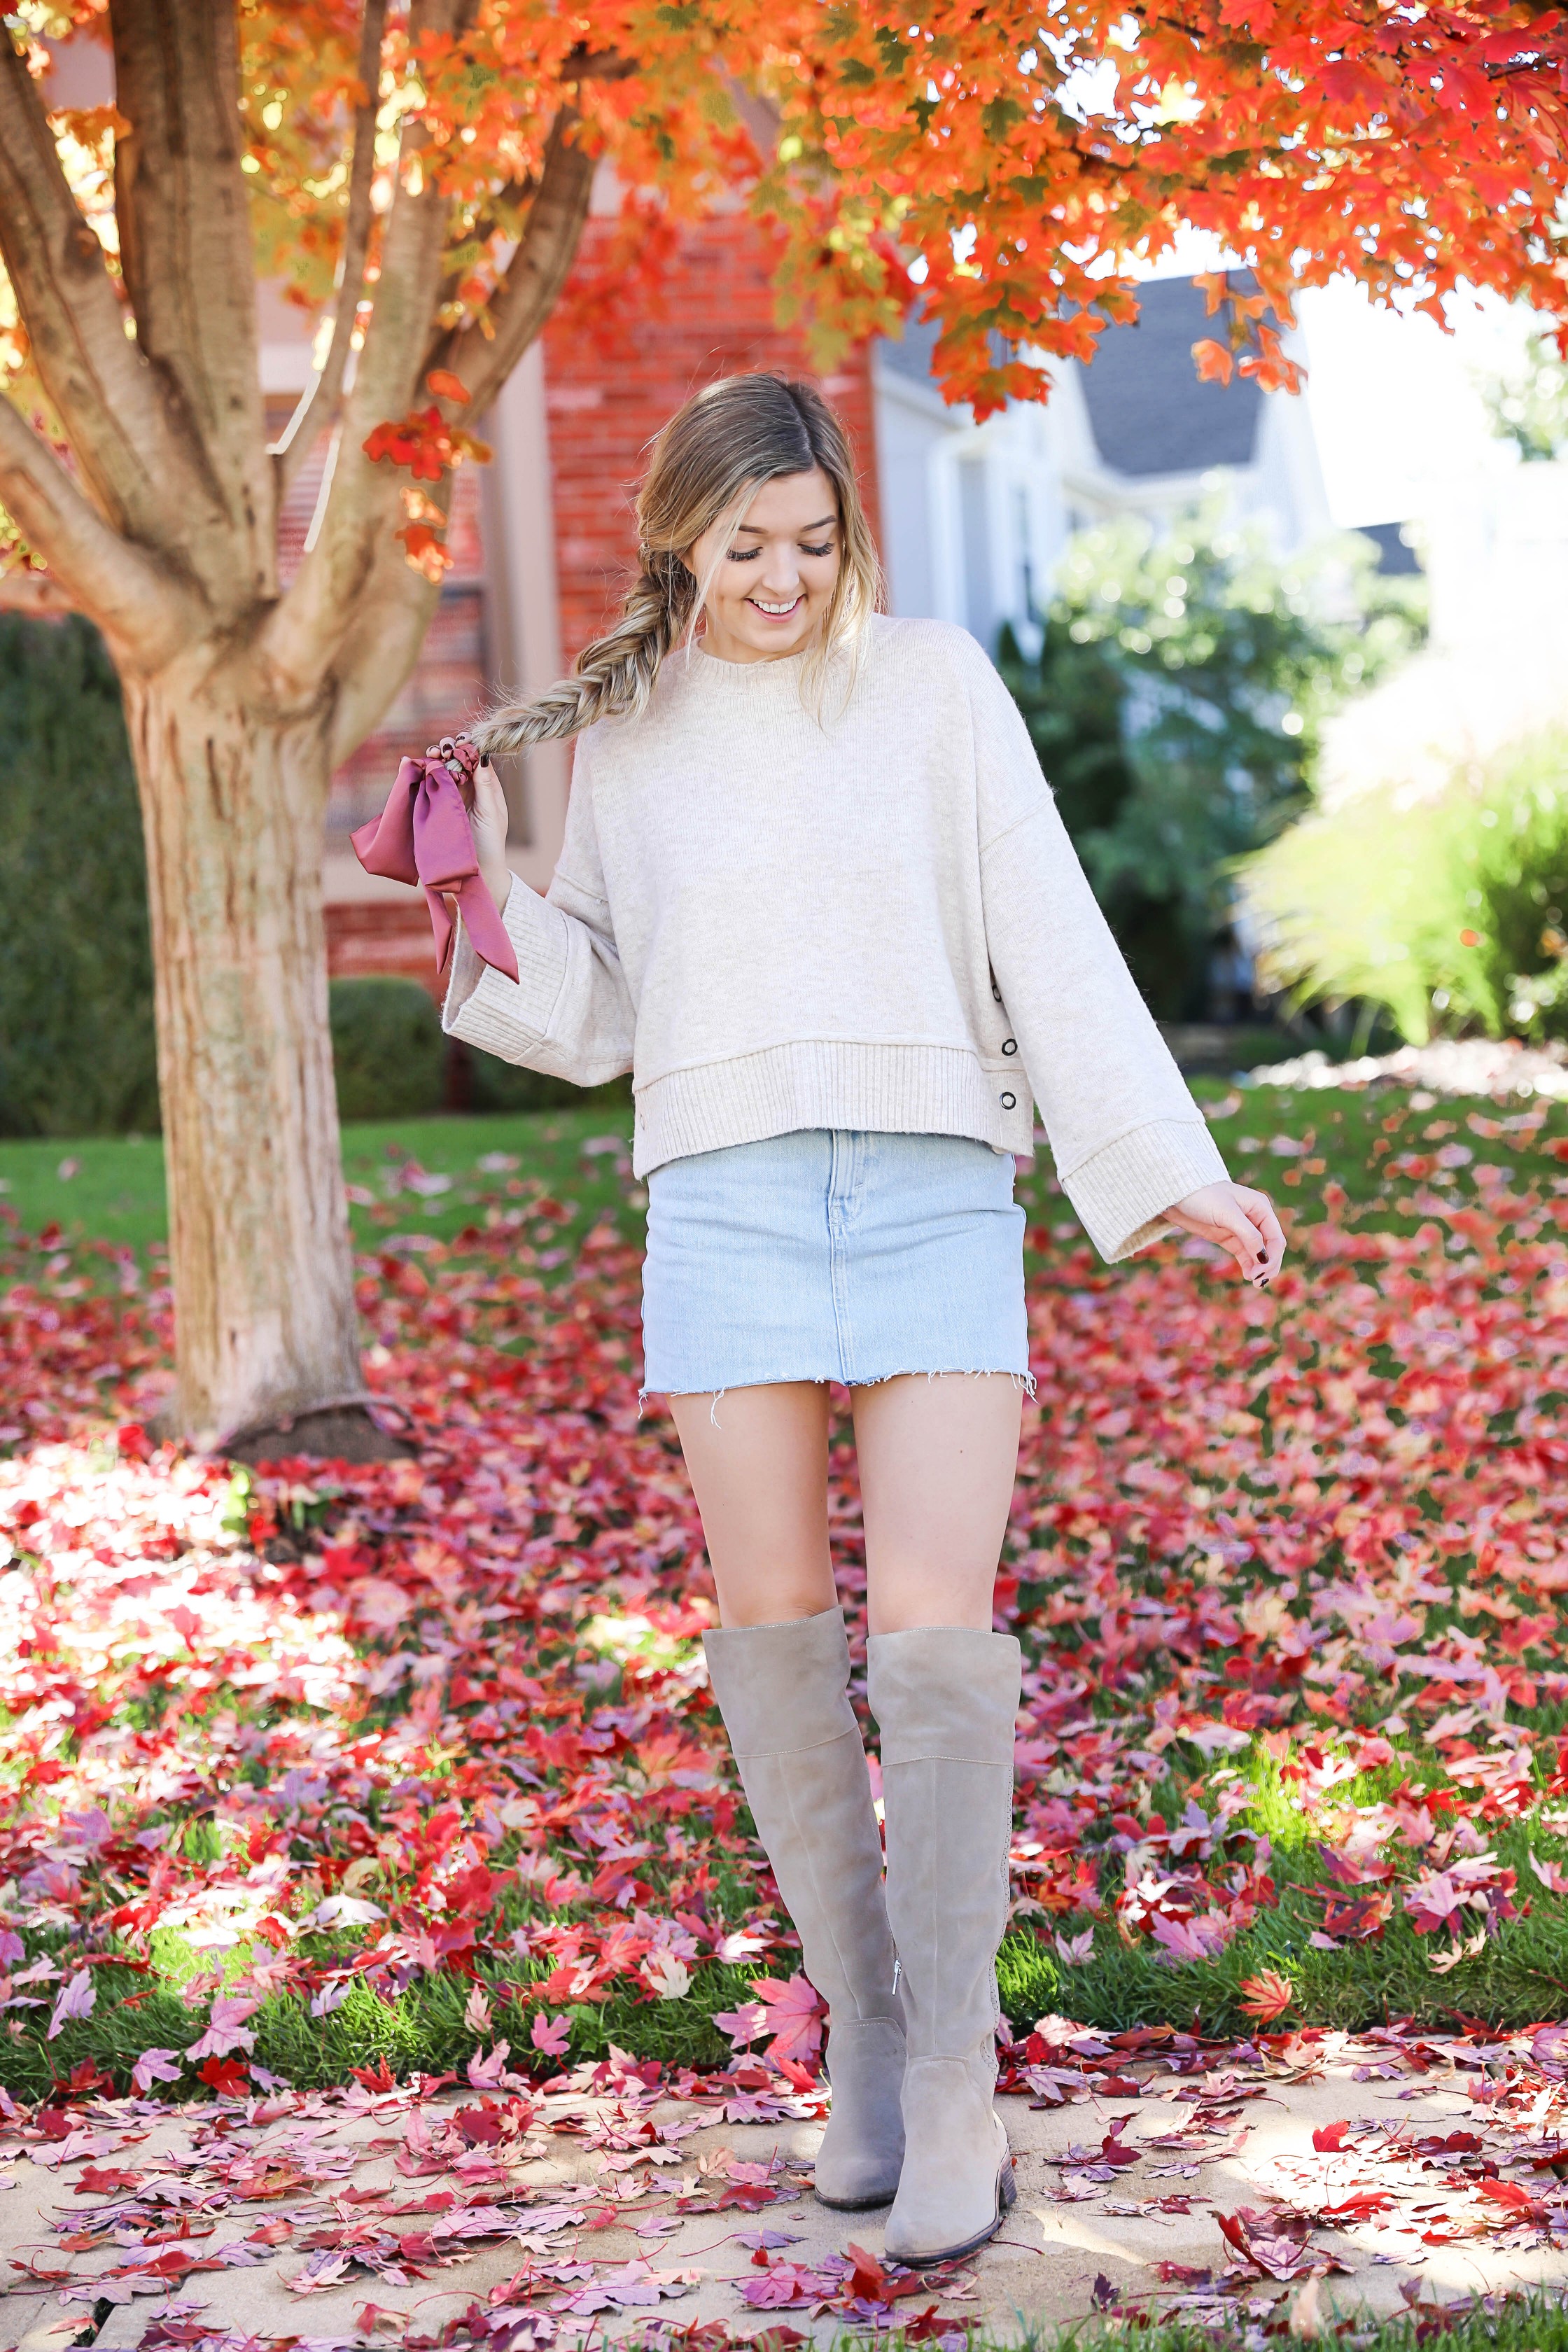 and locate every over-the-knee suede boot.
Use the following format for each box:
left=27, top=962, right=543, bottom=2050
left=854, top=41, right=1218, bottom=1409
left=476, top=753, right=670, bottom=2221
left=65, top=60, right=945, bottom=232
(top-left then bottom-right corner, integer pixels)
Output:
left=868, top=1625, right=1021, bottom=2264
left=703, top=1606, right=906, bottom=2209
